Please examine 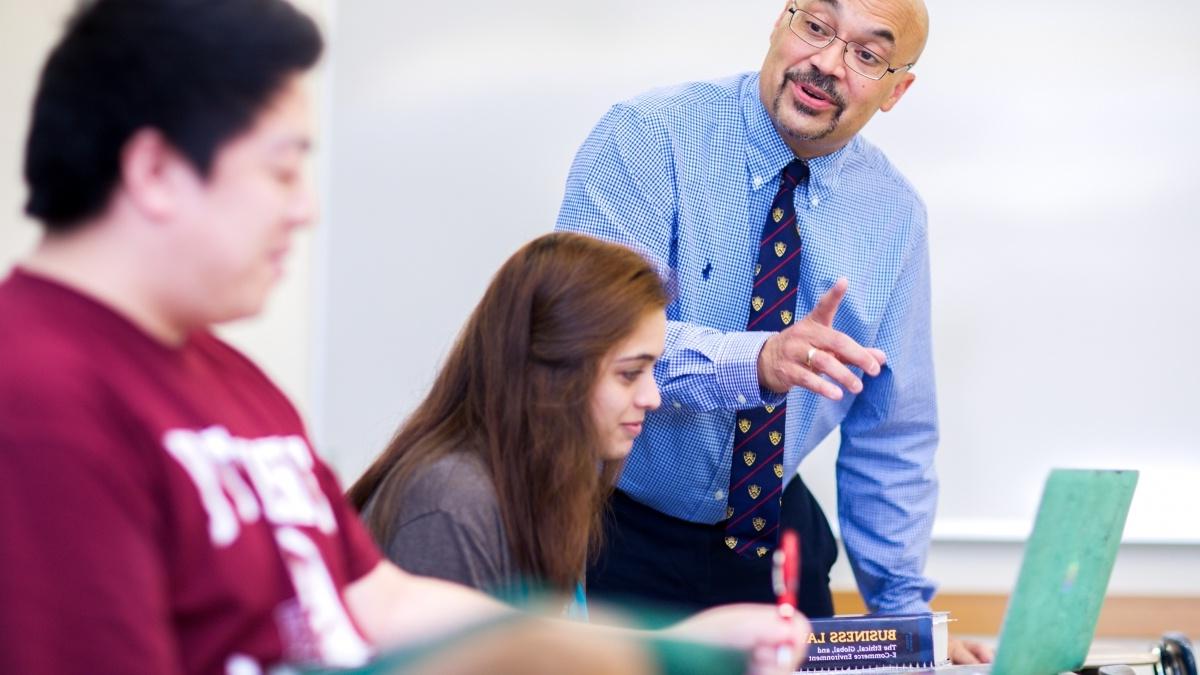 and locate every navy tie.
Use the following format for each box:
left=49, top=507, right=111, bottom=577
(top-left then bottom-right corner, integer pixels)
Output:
left=724, top=159, right=808, bottom=559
